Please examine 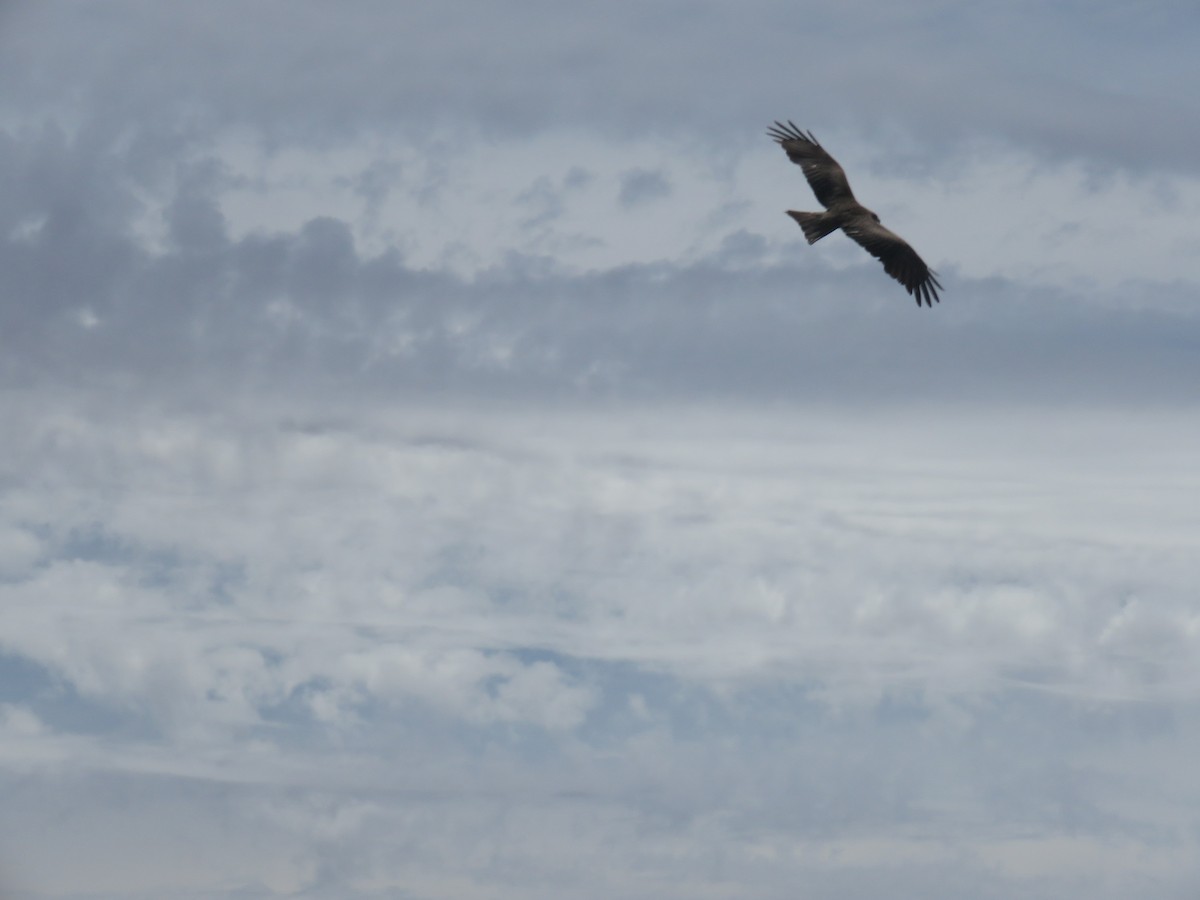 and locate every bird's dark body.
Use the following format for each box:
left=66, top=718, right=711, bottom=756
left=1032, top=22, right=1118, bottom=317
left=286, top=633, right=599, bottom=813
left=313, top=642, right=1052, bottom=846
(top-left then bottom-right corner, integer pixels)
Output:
left=767, top=121, right=942, bottom=307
